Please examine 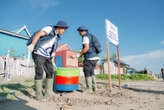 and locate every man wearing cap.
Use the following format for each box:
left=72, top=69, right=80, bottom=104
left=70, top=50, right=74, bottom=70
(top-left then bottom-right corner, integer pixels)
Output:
left=27, top=21, right=68, bottom=100
left=77, top=26, right=99, bottom=92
